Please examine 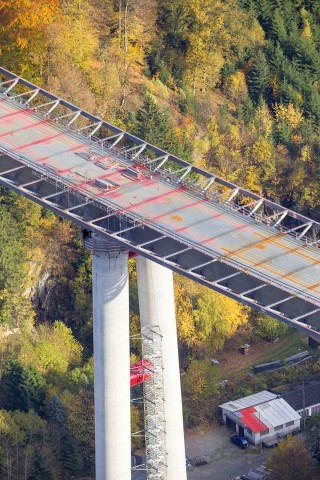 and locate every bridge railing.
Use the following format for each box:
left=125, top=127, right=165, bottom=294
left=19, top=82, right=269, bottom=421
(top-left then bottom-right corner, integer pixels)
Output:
left=1, top=69, right=320, bottom=336
left=1, top=66, right=320, bottom=251
left=1, top=144, right=320, bottom=313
